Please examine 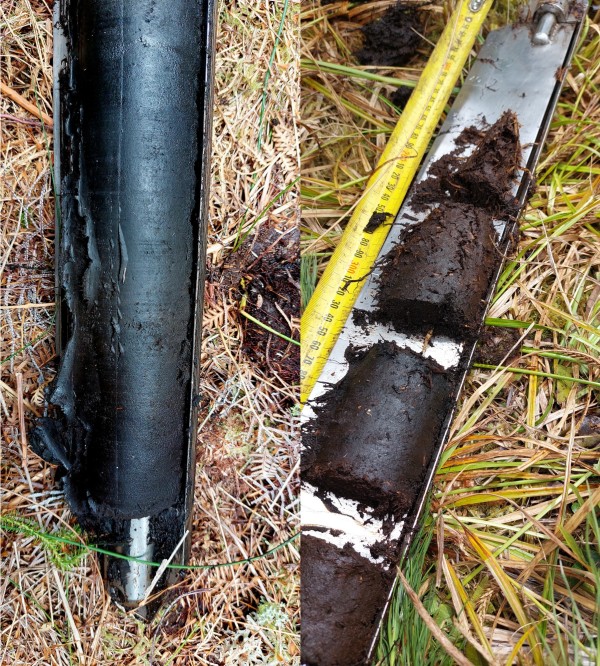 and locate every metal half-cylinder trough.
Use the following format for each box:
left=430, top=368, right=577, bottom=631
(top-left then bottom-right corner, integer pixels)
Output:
left=301, top=2, right=588, bottom=663
left=29, top=0, right=216, bottom=615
